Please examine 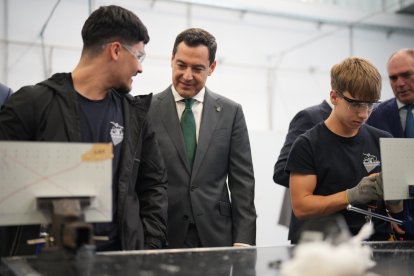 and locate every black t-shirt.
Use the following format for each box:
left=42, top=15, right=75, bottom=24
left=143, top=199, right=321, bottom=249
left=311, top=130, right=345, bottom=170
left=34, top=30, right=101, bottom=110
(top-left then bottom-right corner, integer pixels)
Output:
left=286, top=122, right=393, bottom=243
left=78, top=90, right=124, bottom=250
